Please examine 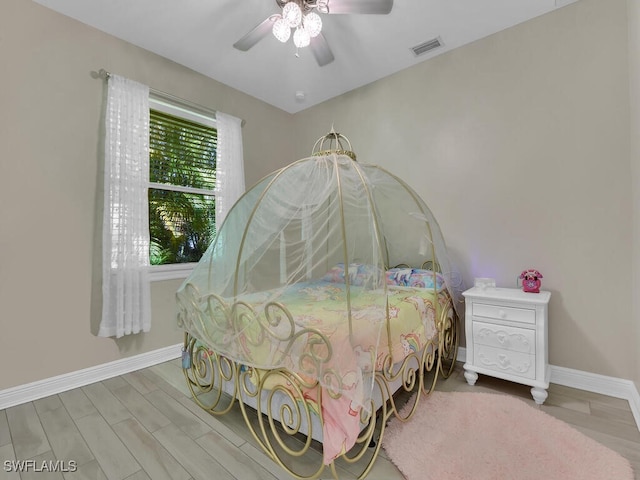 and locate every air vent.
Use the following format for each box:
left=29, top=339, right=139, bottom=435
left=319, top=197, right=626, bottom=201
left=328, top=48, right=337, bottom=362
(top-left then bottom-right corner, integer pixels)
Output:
left=410, top=37, right=443, bottom=57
